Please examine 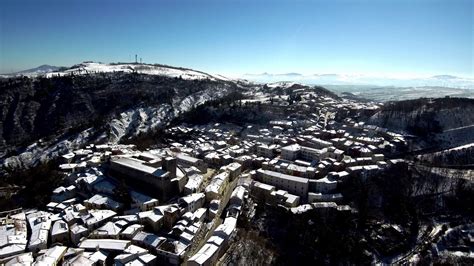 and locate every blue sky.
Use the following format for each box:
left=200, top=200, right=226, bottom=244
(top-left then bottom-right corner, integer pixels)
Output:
left=0, top=0, right=472, bottom=78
